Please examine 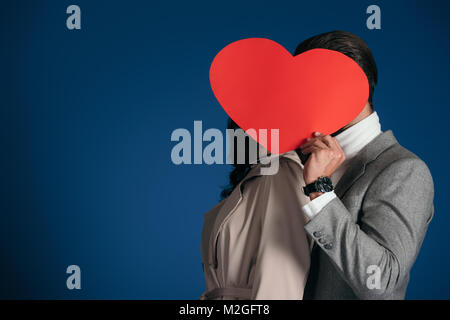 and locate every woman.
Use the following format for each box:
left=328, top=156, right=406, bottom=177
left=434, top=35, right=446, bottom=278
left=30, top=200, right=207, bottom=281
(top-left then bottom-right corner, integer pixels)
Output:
left=200, top=119, right=311, bottom=300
